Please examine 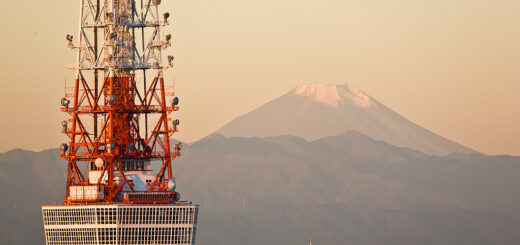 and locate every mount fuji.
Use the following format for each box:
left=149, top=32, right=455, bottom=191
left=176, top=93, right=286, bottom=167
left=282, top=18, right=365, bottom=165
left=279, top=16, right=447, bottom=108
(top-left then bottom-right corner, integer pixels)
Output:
left=216, top=83, right=474, bottom=156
